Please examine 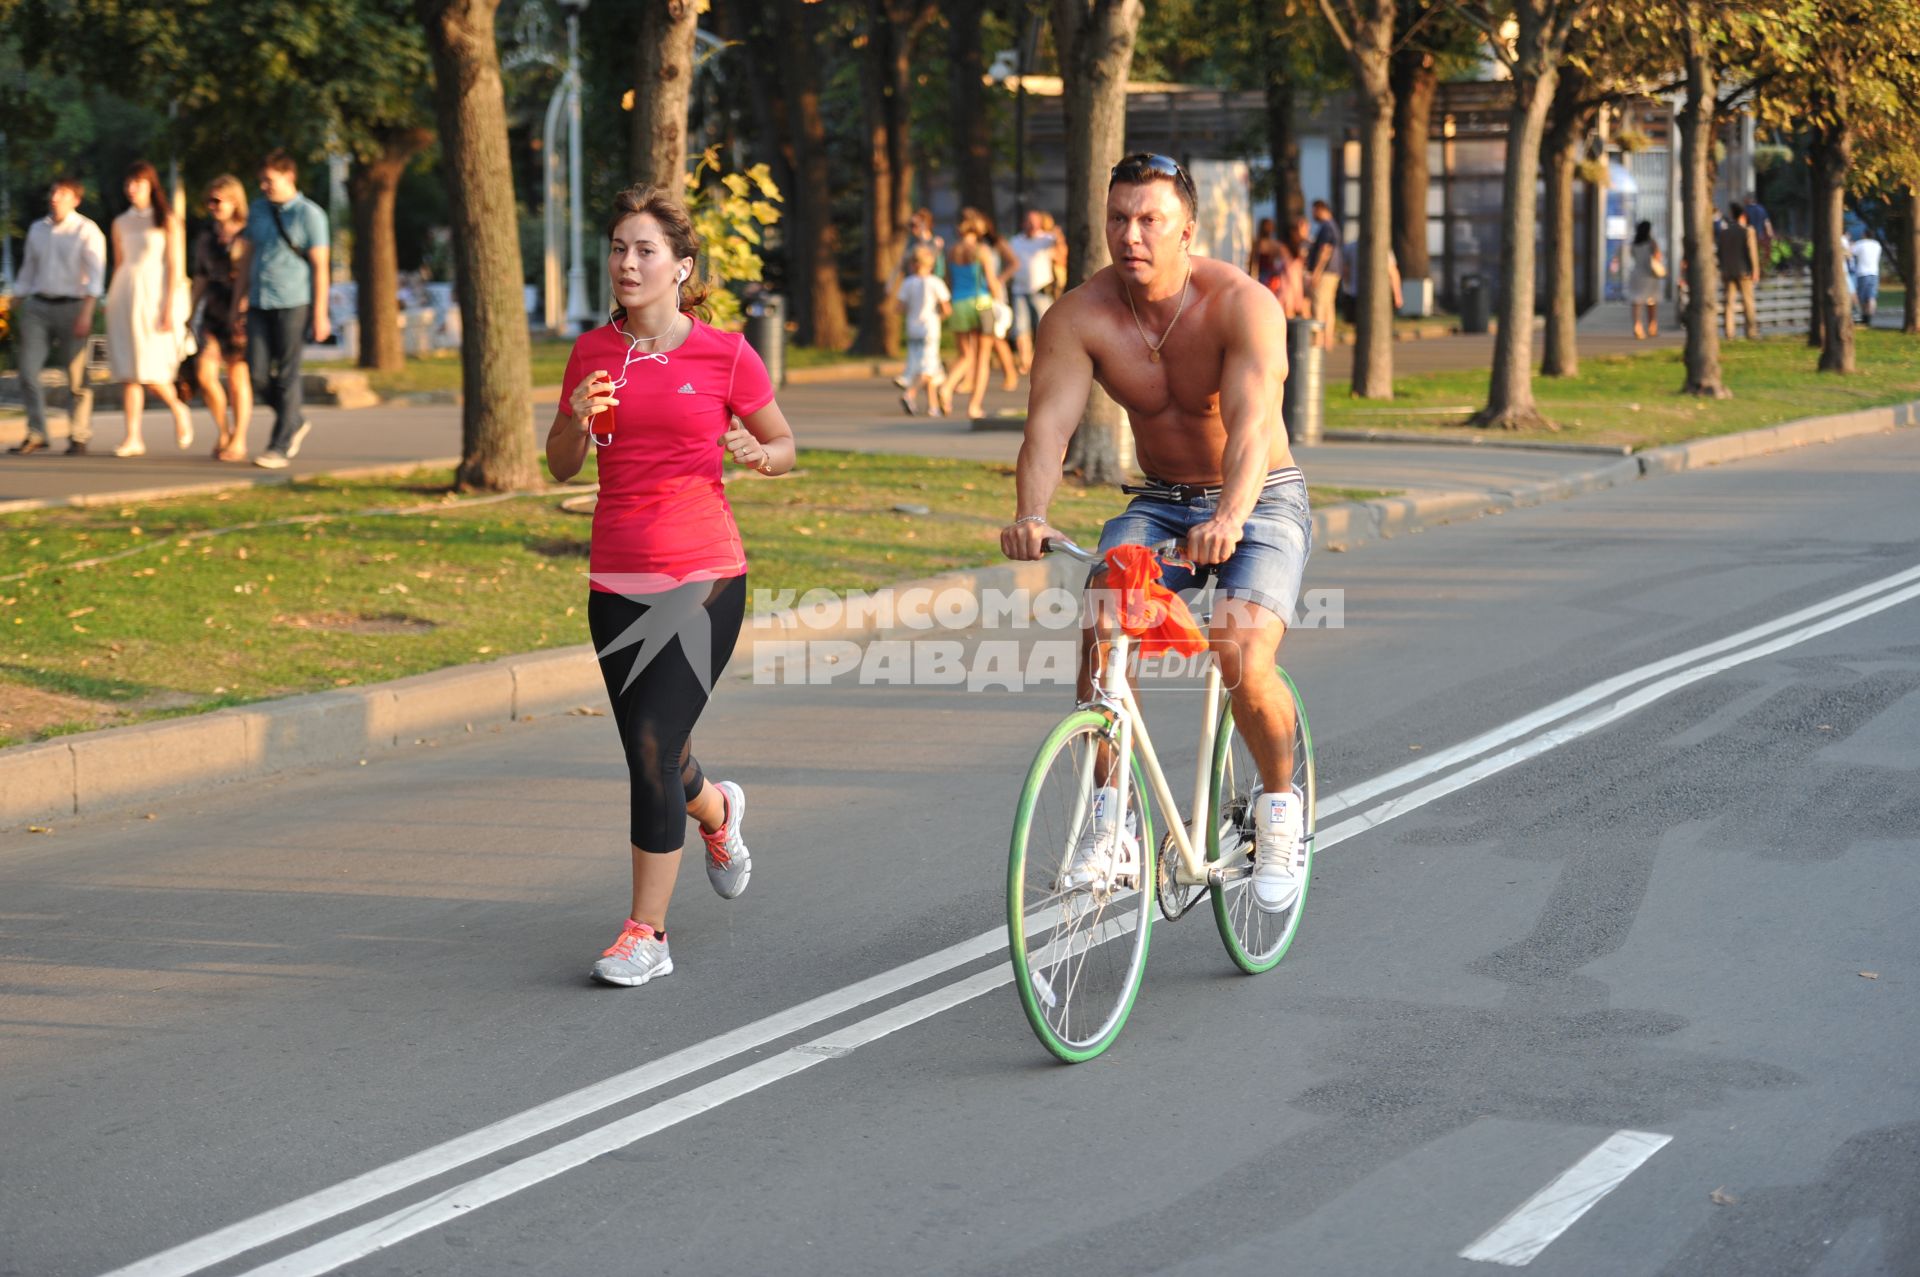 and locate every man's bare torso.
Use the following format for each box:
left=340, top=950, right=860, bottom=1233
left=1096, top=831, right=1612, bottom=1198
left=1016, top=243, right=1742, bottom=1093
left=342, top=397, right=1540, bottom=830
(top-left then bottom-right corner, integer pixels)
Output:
left=1059, top=256, right=1295, bottom=485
